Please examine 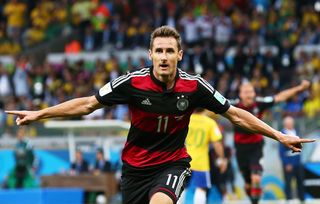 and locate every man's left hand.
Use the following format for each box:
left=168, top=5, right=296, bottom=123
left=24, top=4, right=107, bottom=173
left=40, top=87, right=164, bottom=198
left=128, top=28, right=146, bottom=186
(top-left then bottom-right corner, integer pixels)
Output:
left=279, top=133, right=315, bottom=153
